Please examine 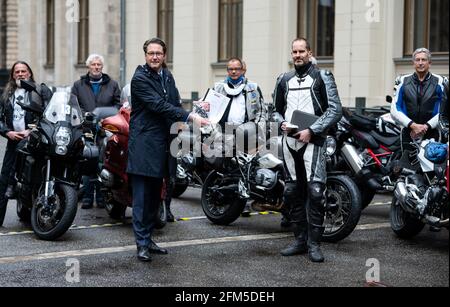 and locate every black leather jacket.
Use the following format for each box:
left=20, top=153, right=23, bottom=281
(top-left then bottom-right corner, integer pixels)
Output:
left=391, top=72, right=447, bottom=130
